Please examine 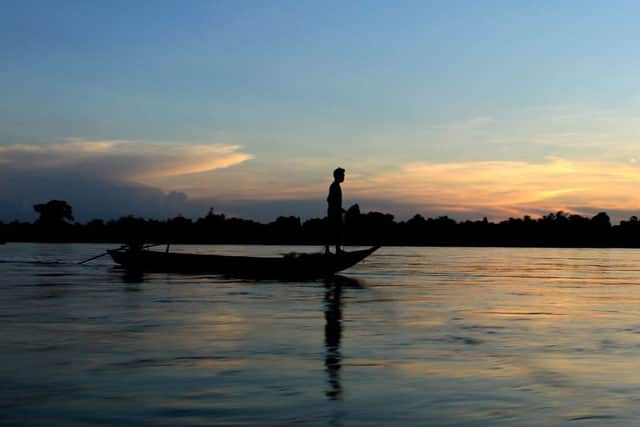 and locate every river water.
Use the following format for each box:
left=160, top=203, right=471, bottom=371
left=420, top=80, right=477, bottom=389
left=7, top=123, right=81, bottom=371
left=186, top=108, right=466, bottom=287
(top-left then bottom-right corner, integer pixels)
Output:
left=2, top=243, right=640, bottom=426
